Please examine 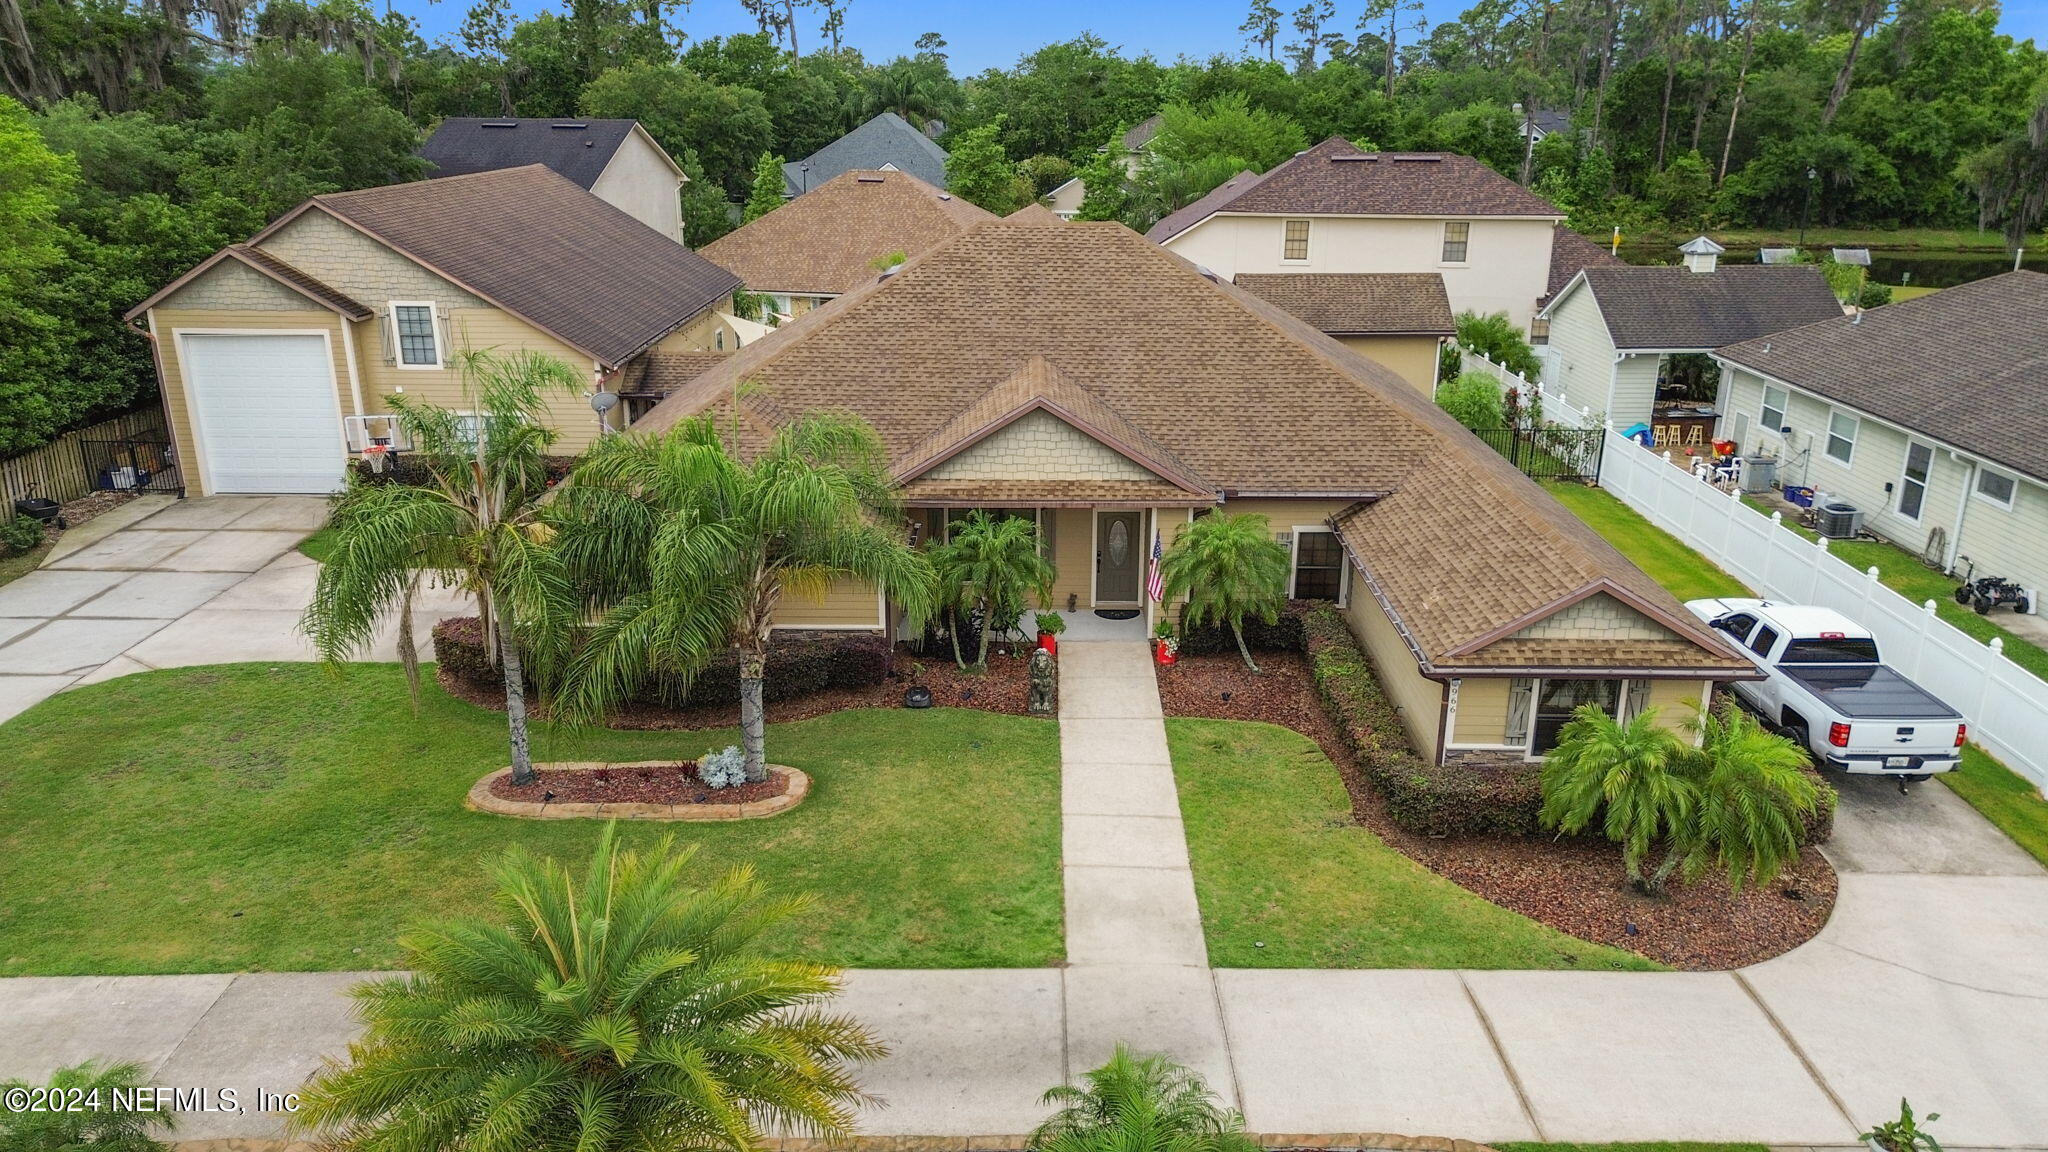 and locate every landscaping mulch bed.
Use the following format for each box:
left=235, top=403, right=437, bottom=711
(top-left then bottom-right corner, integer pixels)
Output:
left=60, top=489, right=140, bottom=527
left=438, top=644, right=1038, bottom=729
left=489, top=763, right=790, bottom=806
left=1157, top=651, right=1838, bottom=970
